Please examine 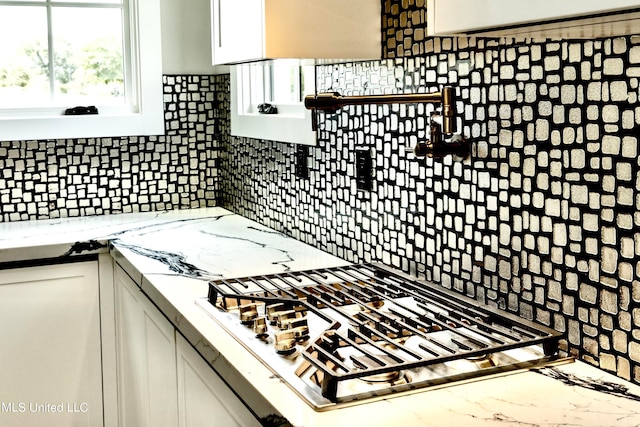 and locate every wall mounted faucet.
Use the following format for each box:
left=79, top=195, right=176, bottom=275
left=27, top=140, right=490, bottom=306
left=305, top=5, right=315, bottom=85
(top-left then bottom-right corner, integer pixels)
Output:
left=304, top=86, right=470, bottom=160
